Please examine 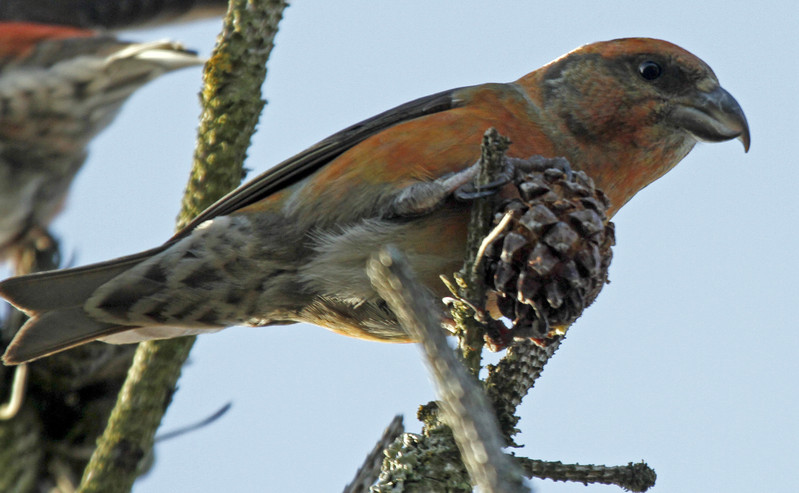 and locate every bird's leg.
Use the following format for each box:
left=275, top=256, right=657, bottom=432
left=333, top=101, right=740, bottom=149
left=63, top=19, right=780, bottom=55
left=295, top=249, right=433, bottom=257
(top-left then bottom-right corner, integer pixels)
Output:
left=386, top=159, right=518, bottom=219
left=383, top=155, right=572, bottom=219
